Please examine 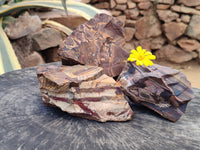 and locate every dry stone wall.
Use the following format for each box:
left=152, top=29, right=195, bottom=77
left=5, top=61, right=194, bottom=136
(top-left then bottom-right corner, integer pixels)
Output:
left=89, top=0, right=200, bottom=63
